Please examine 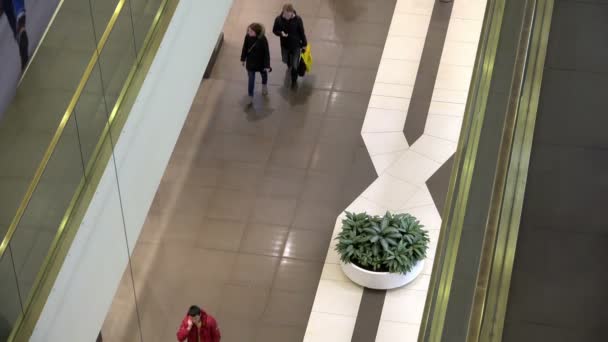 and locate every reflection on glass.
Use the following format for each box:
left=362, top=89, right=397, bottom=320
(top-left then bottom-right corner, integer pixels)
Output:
left=0, top=250, right=23, bottom=341
left=11, top=113, right=85, bottom=300
left=97, top=1, right=138, bottom=119
left=0, top=0, right=169, bottom=339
